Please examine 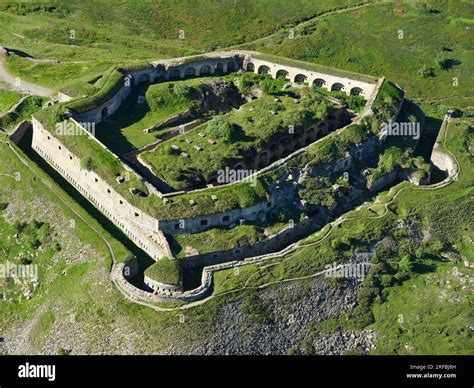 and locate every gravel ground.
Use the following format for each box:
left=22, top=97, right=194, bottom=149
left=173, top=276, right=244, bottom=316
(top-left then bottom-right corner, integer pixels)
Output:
left=183, top=275, right=376, bottom=355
